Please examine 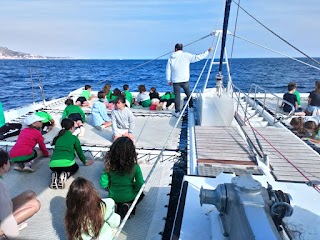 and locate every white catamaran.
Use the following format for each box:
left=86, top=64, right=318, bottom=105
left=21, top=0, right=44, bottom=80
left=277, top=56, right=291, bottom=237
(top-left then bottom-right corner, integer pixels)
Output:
left=1, top=0, right=320, bottom=239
